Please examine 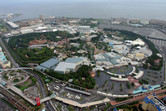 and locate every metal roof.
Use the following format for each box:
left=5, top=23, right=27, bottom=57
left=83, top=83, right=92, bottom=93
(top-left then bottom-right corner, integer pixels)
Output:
left=7, top=22, right=19, bottom=28
left=132, top=85, right=160, bottom=94
left=35, top=65, right=48, bottom=71
left=40, top=58, right=59, bottom=69
left=110, top=59, right=119, bottom=65
left=65, top=57, right=84, bottom=63
left=54, top=62, right=77, bottom=73
left=65, top=87, right=91, bottom=96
